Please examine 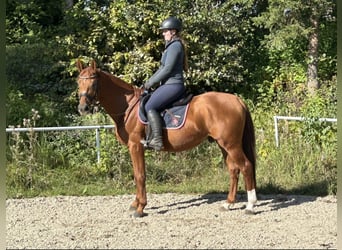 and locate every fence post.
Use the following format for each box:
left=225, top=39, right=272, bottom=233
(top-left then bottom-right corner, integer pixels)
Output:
left=6, top=124, right=115, bottom=163
left=273, top=116, right=337, bottom=147
left=95, top=128, right=100, bottom=164
left=274, top=116, right=279, bottom=147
